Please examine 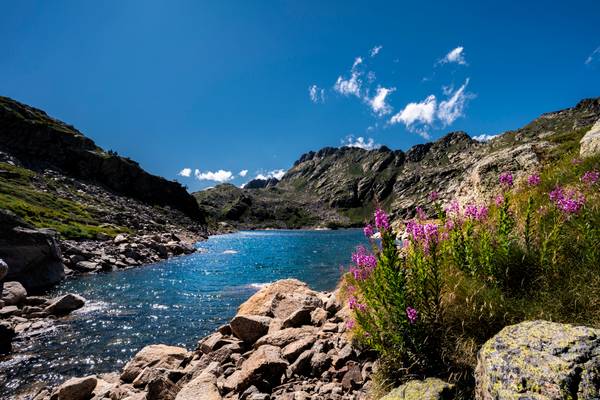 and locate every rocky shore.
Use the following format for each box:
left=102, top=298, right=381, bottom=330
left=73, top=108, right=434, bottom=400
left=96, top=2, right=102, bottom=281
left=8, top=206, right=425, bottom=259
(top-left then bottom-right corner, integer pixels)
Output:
left=19, top=279, right=600, bottom=400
